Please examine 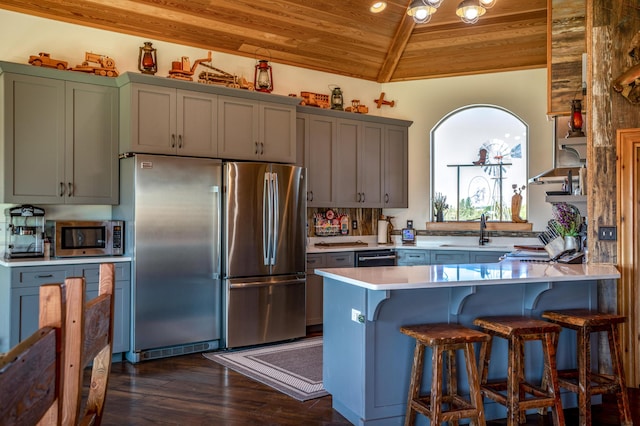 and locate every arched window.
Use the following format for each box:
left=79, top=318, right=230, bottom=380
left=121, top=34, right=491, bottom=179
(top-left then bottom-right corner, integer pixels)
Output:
left=431, top=105, right=528, bottom=222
